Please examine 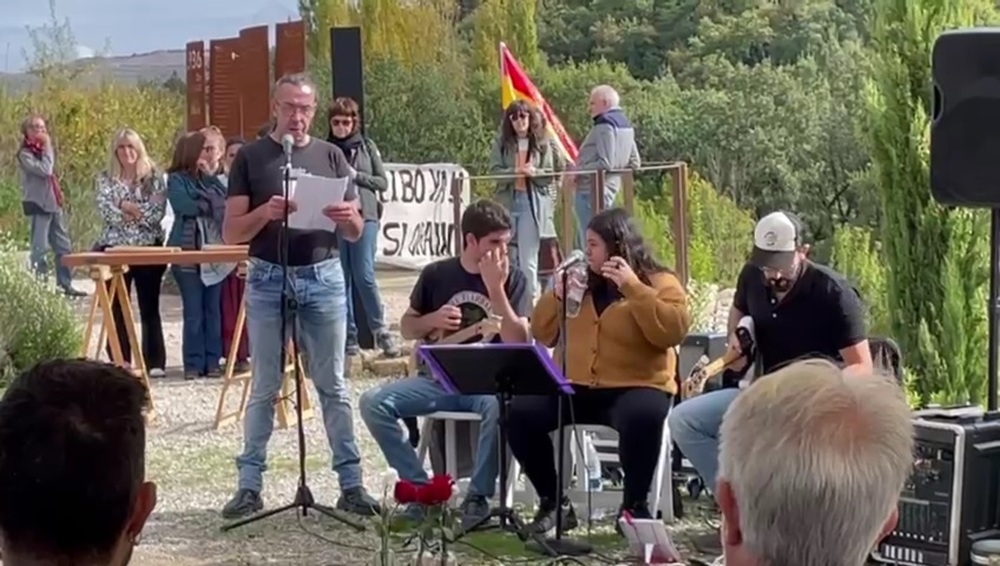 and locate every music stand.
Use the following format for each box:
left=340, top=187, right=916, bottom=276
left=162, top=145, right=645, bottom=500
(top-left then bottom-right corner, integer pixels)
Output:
left=417, top=342, right=591, bottom=557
